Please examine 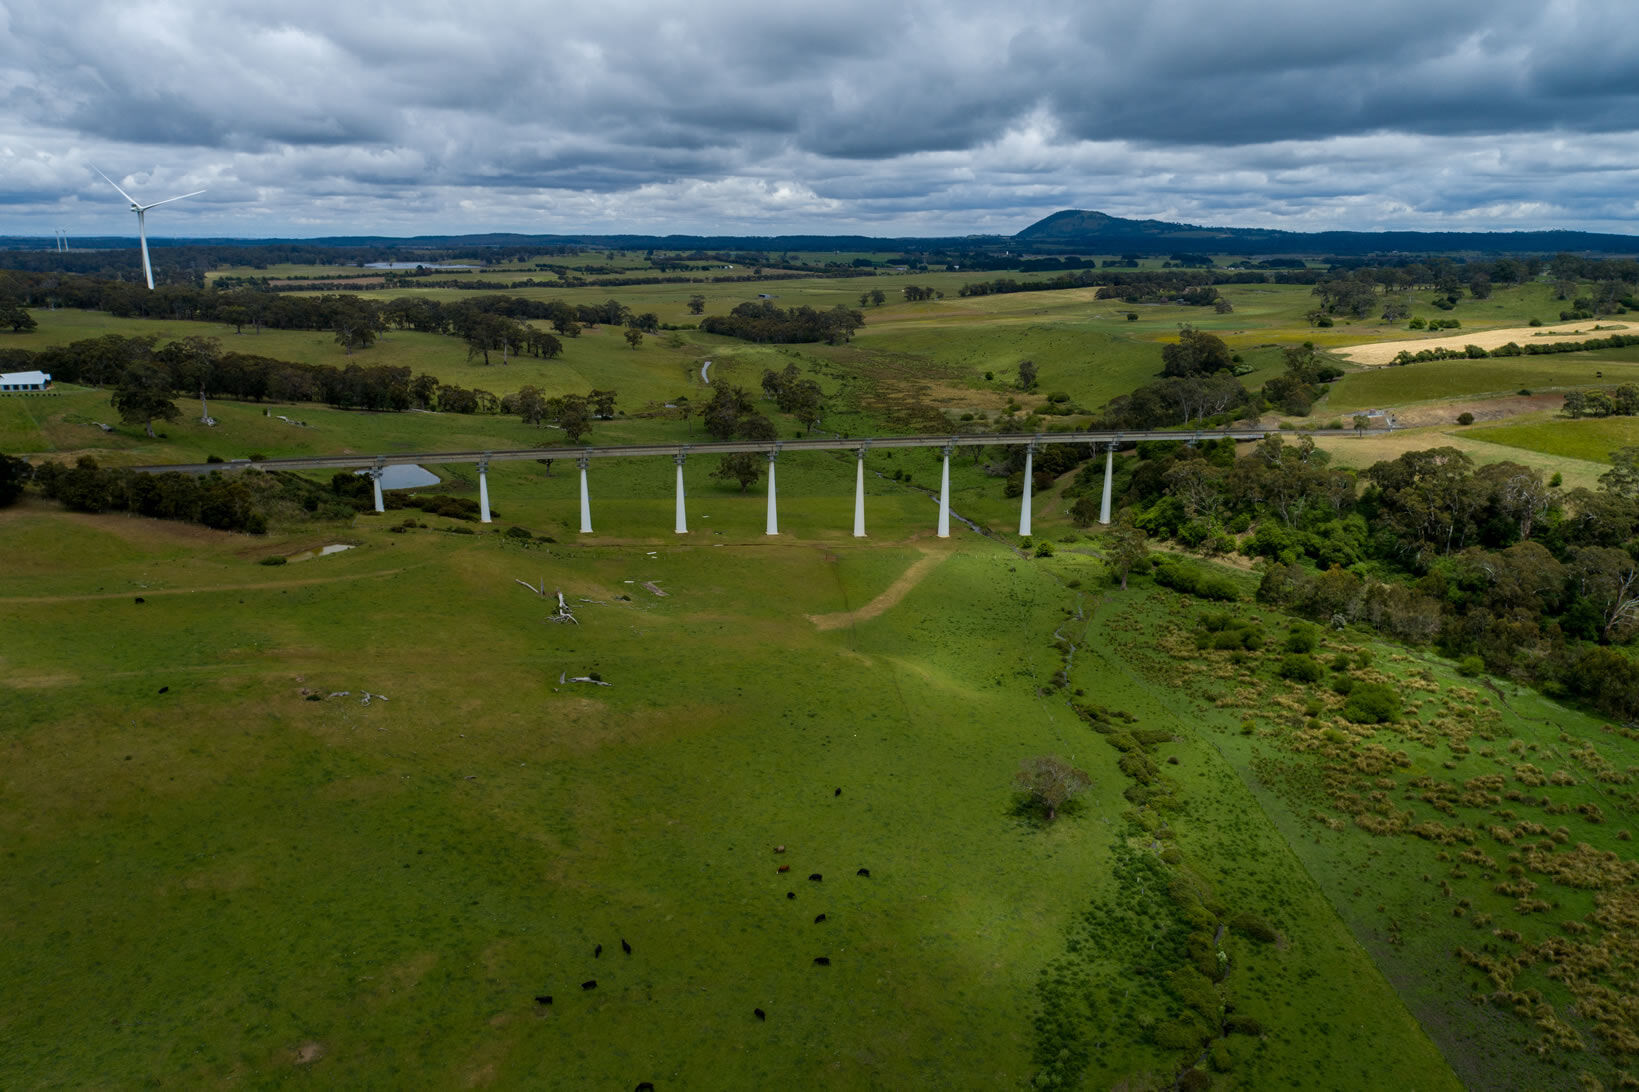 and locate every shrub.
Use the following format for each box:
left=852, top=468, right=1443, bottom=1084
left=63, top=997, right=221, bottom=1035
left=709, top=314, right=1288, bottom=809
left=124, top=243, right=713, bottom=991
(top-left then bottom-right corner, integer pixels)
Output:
left=258, top=555, right=287, bottom=566
left=1152, top=559, right=1239, bottom=601
left=1282, top=626, right=1318, bottom=654
left=1179, top=1068, right=1213, bottom=1091
left=1457, top=655, right=1484, bottom=677
left=1278, top=654, right=1324, bottom=683
left=1457, top=412, right=1475, bottom=425
left=1034, top=541, right=1055, bottom=558
left=1343, top=682, right=1400, bottom=723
